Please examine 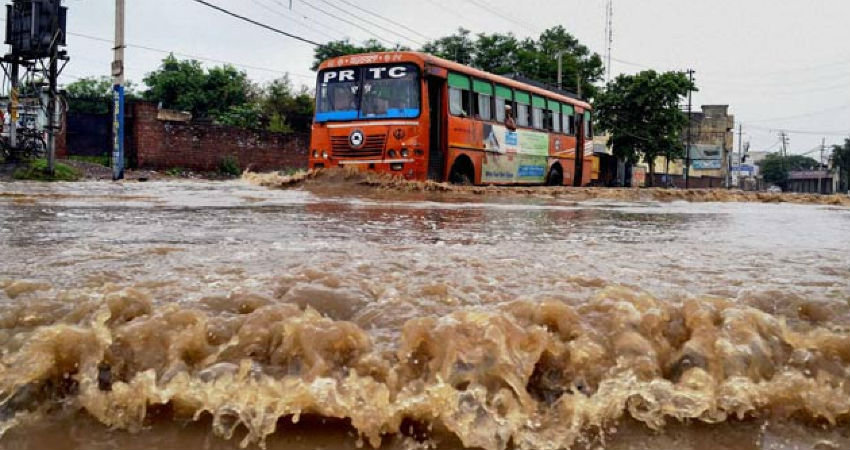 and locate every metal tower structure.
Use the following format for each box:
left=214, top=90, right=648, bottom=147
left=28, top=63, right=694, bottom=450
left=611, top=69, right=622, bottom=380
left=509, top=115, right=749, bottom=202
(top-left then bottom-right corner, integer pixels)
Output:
left=1, top=0, right=69, bottom=172
left=604, top=0, right=613, bottom=83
